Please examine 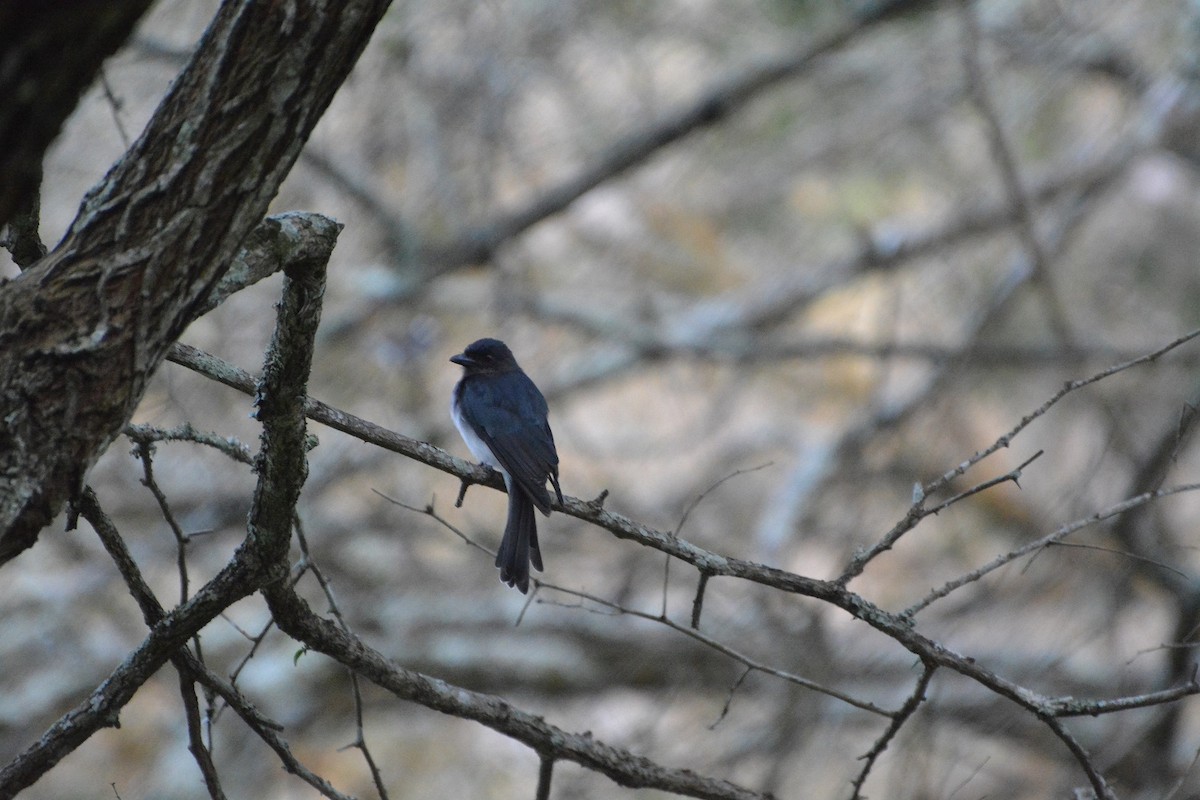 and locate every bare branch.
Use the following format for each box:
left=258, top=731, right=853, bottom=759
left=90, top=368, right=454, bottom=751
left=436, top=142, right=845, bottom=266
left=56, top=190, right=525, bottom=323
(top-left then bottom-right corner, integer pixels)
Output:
left=1048, top=679, right=1200, bottom=718
left=838, top=328, right=1200, bottom=585
left=177, top=668, right=227, bottom=800
left=691, top=572, right=711, bottom=630
left=839, top=449, right=1044, bottom=584
left=246, top=223, right=328, bottom=566
left=0, top=161, right=47, bottom=269
left=708, top=667, right=754, bottom=731
left=373, top=490, right=499, bottom=561
left=536, top=757, right=554, bottom=800
left=849, top=662, right=937, bottom=799
left=1043, top=541, right=1190, bottom=580
left=0, top=528, right=262, bottom=797
left=80, top=488, right=355, bottom=800
left=125, top=423, right=254, bottom=466
left=904, top=482, right=1200, bottom=619
left=1040, top=716, right=1115, bottom=800
left=131, top=440, right=192, bottom=603
left=293, top=518, right=390, bottom=800
left=264, top=583, right=772, bottom=800
left=538, top=583, right=890, bottom=717
left=922, top=328, right=1200, bottom=504
left=675, top=463, right=774, bottom=537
